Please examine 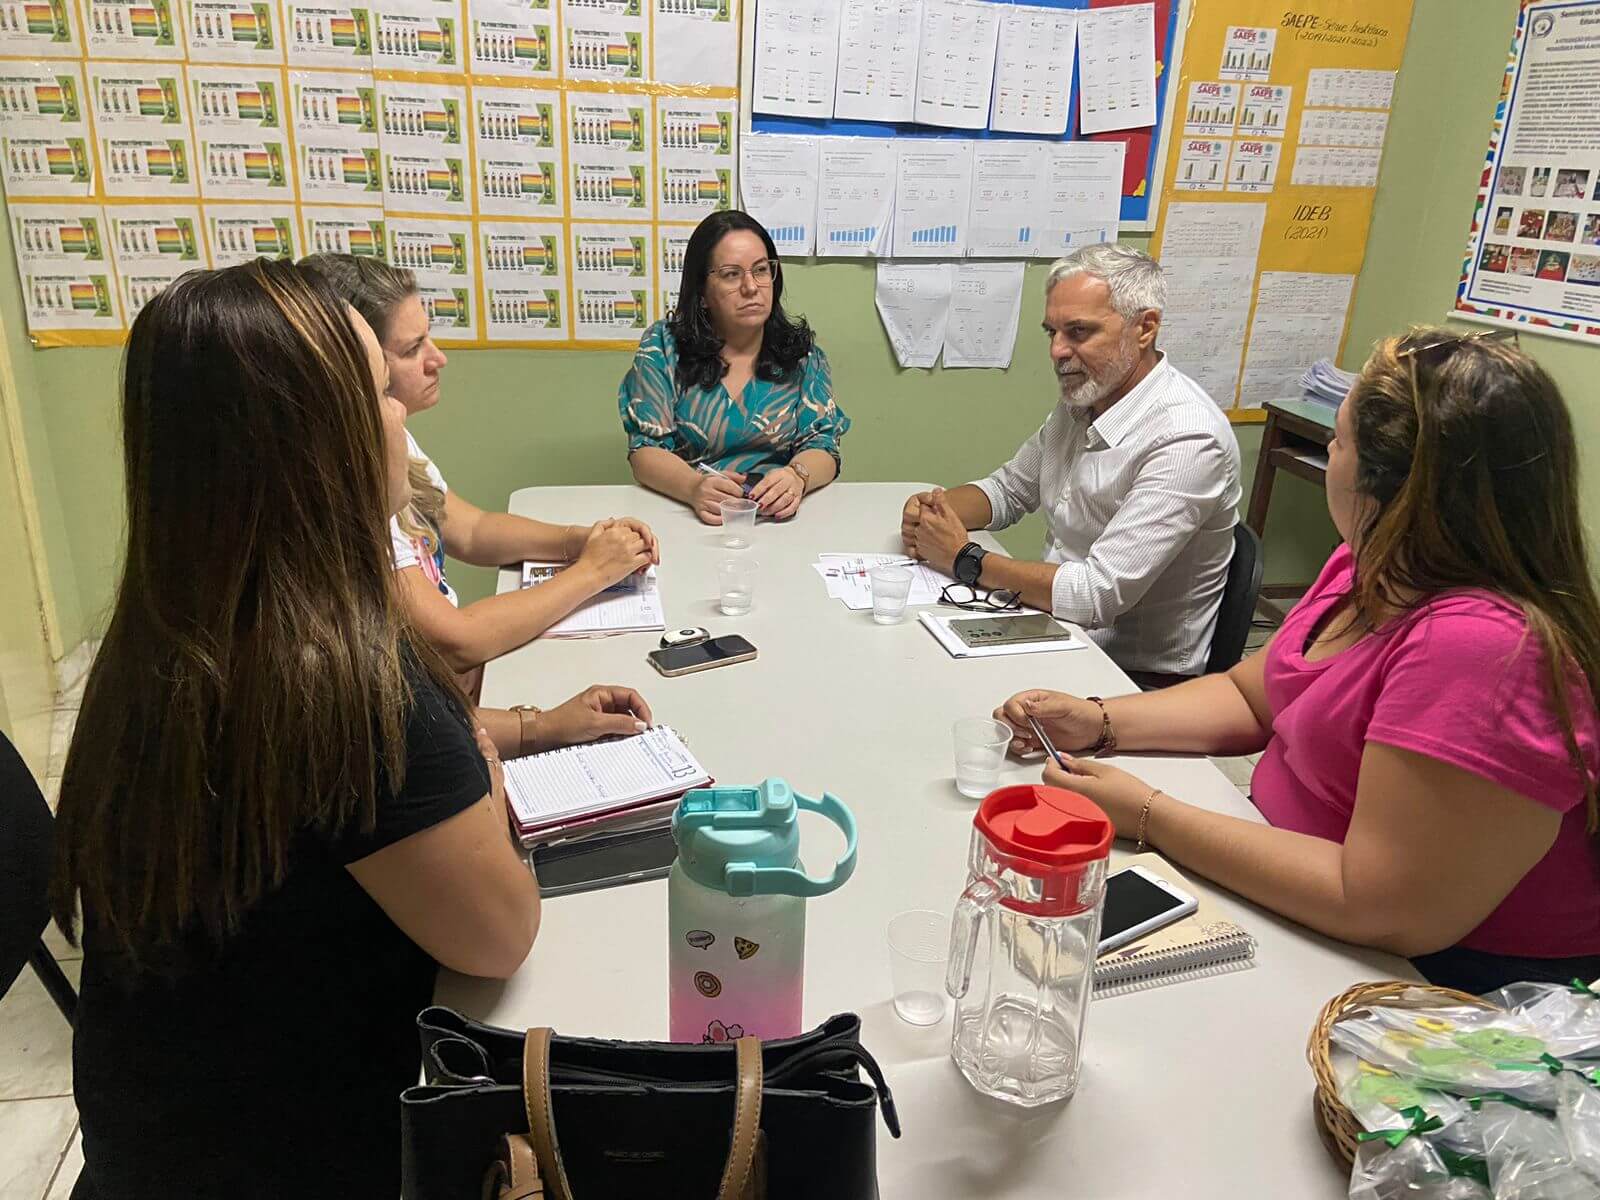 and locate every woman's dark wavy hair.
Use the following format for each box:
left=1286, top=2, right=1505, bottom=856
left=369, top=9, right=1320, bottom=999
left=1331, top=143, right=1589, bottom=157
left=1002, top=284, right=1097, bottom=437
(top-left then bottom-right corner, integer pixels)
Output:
left=670, top=210, right=814, bottom=391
